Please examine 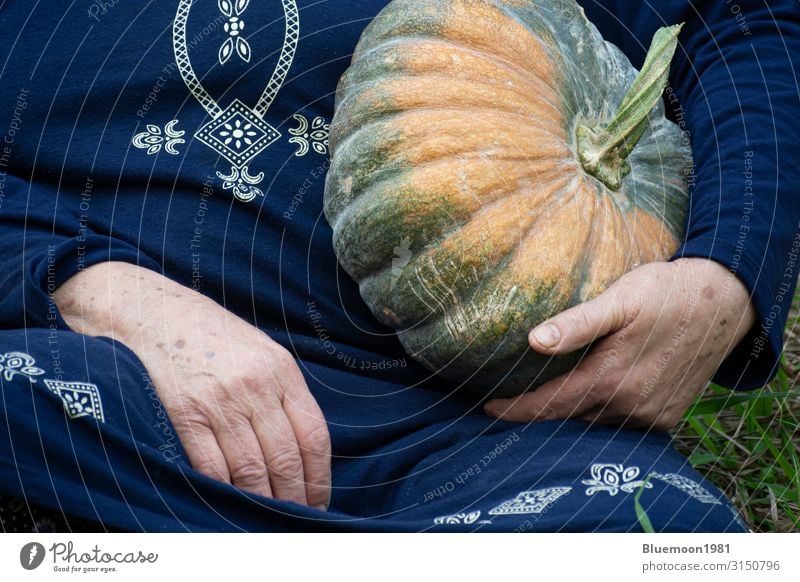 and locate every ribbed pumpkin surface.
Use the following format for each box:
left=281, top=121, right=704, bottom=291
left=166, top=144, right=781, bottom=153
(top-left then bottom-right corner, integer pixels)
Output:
left=324, top=0, right=691, bottom=396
